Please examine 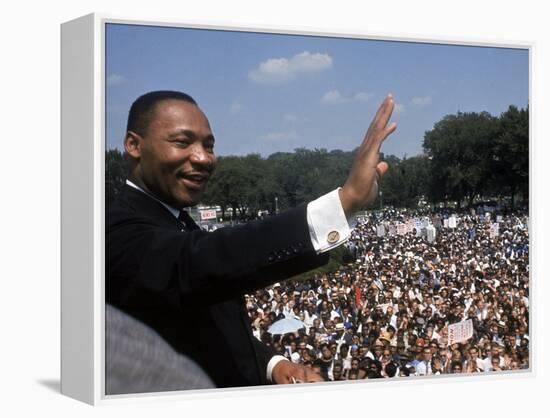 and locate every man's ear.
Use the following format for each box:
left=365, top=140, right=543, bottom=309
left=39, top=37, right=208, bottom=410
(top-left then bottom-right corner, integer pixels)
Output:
left=124, top=131, right=143, bottom=159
